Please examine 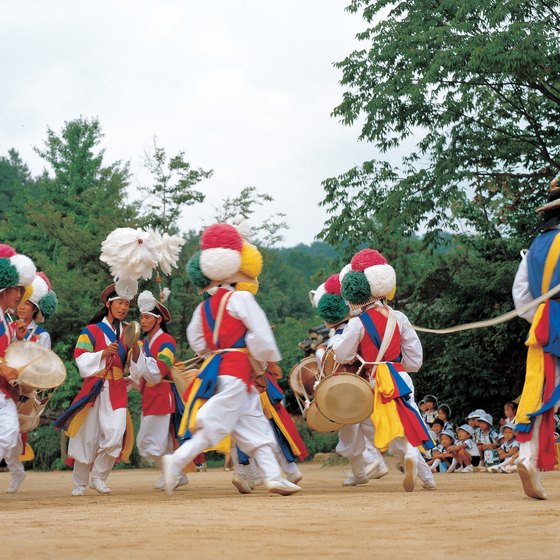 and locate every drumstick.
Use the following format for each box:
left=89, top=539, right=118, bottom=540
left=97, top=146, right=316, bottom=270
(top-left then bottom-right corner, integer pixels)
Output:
left=15, top=353, right=47, bottom=374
